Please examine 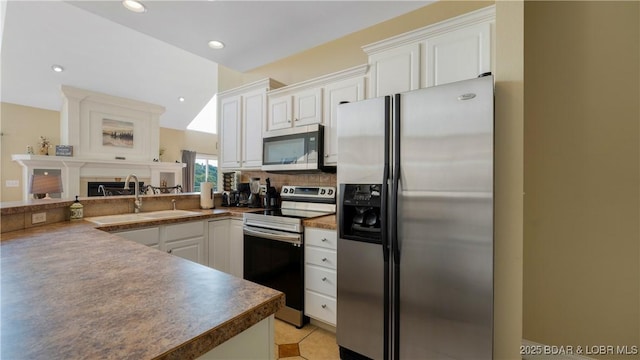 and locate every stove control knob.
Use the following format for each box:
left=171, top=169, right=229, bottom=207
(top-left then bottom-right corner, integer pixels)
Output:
left=328, top=189, right=334, bottom=196
left=320, top=189, right=326, bottom=195
left=283, top=188, right=288, bottom=194
left=290, top=188, right=295, bottom=194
